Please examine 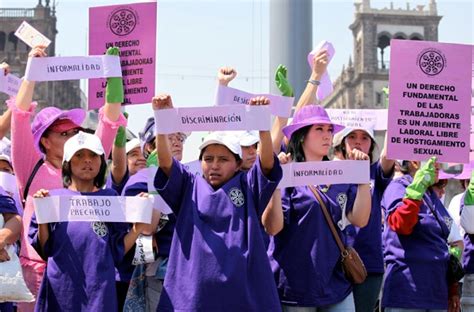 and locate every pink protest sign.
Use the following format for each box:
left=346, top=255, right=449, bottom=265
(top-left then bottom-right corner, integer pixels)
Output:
left=387, top=39, right=472, bottom=163
left=88, top=2, right=156, bottom=109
